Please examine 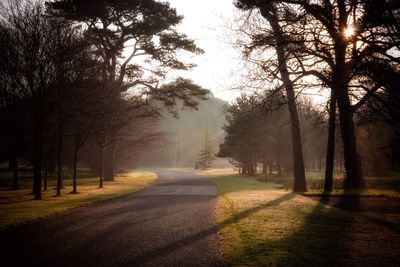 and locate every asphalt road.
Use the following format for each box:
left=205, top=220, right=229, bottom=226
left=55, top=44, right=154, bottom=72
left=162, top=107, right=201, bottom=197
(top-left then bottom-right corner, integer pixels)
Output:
left=0, top=170, right=226, bottom=267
